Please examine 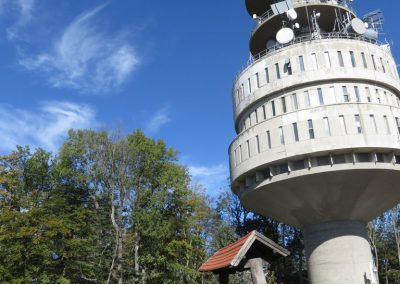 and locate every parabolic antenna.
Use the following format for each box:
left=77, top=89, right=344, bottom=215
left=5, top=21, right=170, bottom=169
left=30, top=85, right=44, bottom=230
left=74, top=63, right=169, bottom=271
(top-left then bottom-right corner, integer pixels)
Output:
left=286, top=9, right=297, bottom=21
left=347, top=18, right=367, bottom=35
left=364, top=29, right=378, bottom=40
left=276, top=28, right=294, bottom=44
